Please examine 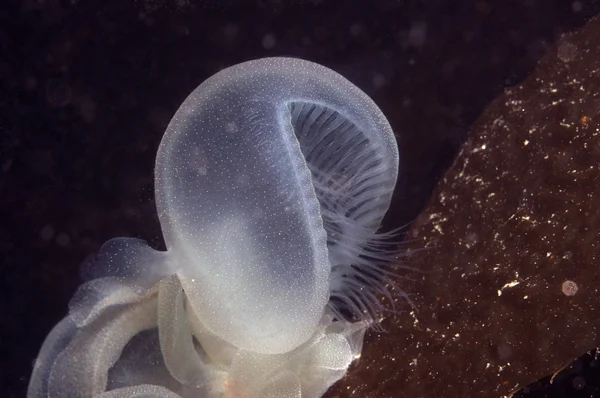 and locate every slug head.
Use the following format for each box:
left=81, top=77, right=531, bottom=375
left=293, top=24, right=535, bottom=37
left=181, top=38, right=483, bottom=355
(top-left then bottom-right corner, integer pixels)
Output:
left=154, top=58, right=398, bottom=355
